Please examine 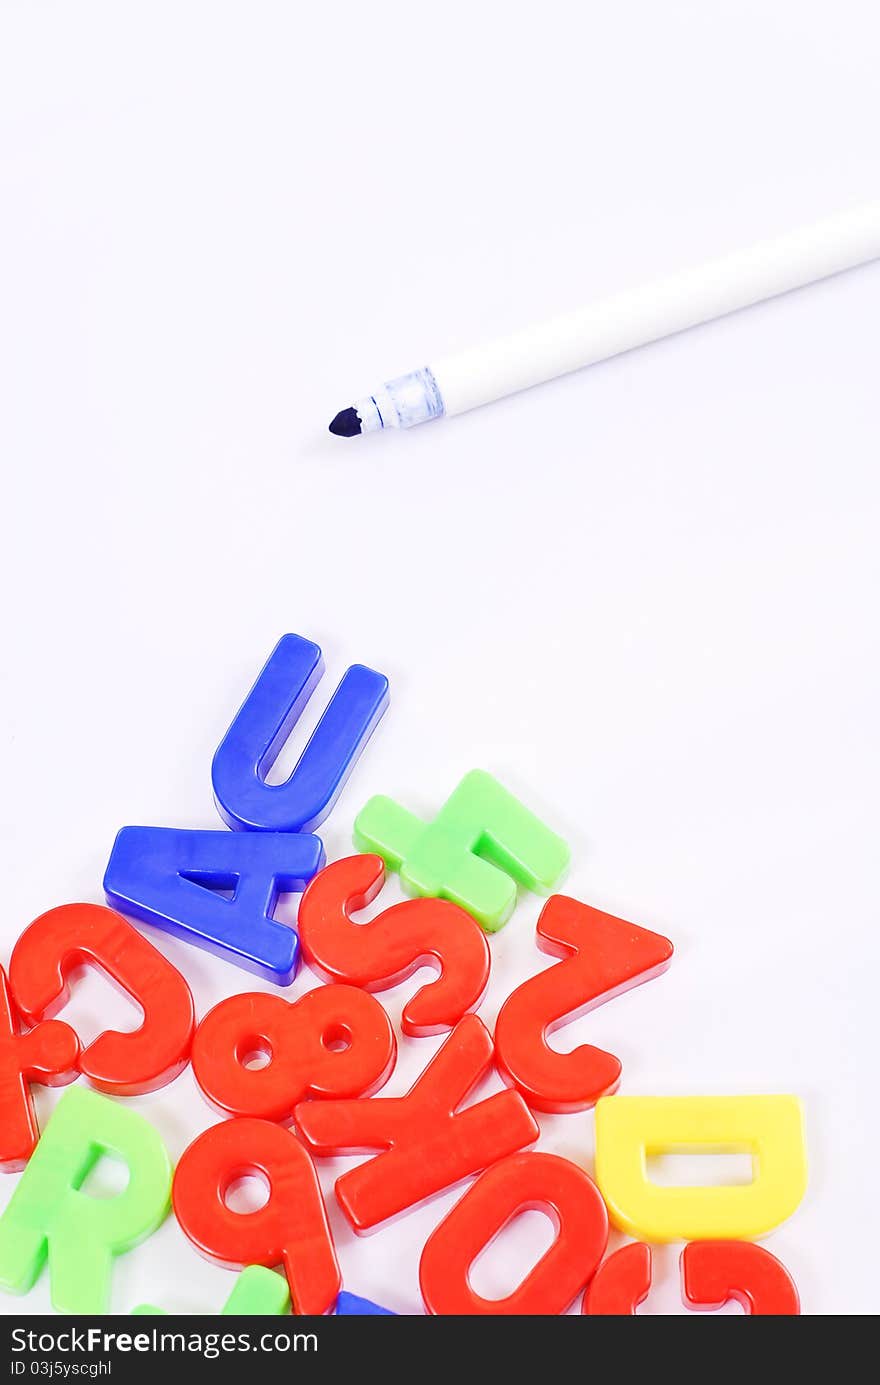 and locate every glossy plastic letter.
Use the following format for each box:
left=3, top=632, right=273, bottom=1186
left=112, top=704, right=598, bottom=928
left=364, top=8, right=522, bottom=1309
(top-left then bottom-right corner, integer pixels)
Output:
left=0, top=1087, right=171, bottom=1314
left=354, top=769, right=569, bottom=931
left=420, top=1152, right=608, bottom=1315
left=9, top=903, right=195, bottom=1096
left=298, top=855, right=490, bottom=1036
left=495, top=895, right=673, bottom=1112
left=583, top=1243, right=653, bottom=1315
left=681, top=1241, right=800, bottom=1314
left=584, top=1240, right=800, bottom=1314
left=173, top=1117, right=340, bottom=1315
left=594, top=1095, right=808, bottom=1242
left=296, top=1015, right=539, bottom=1233
left=0, top=967, right=79, bottom=1172
left=192, top=984, right=396, bottom=1122
left=104, top=826, right=324, bottom=985
left=212, top=634, right=389, bottom=833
